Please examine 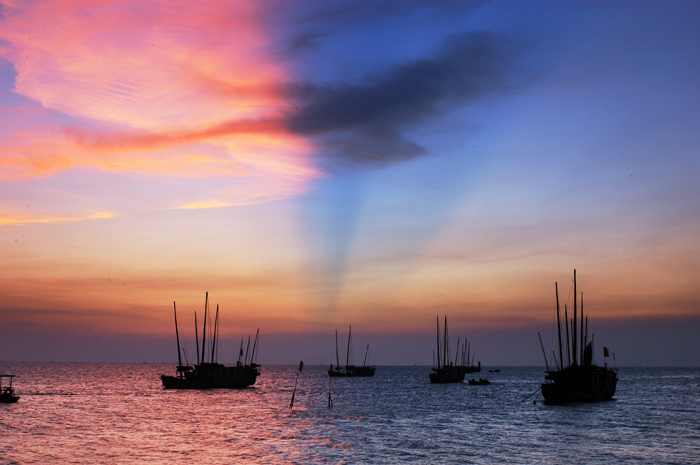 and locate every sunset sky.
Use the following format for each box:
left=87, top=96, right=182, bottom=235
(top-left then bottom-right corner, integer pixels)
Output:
left=1, top=0, right=699, bottom=367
